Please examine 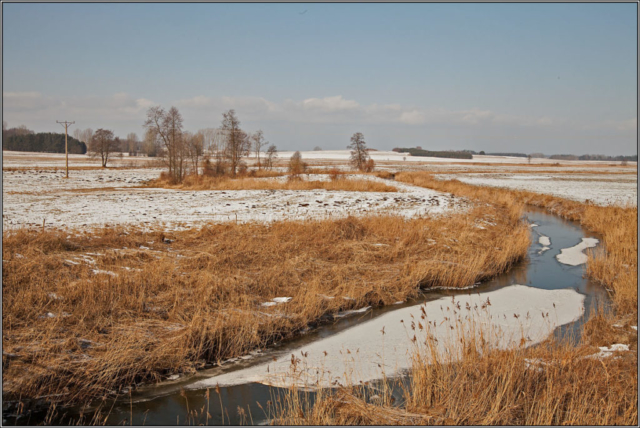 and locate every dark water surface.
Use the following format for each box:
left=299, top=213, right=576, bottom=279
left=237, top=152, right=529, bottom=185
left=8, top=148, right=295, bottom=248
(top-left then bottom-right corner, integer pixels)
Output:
left=3, top=209, right=610, bottom=425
